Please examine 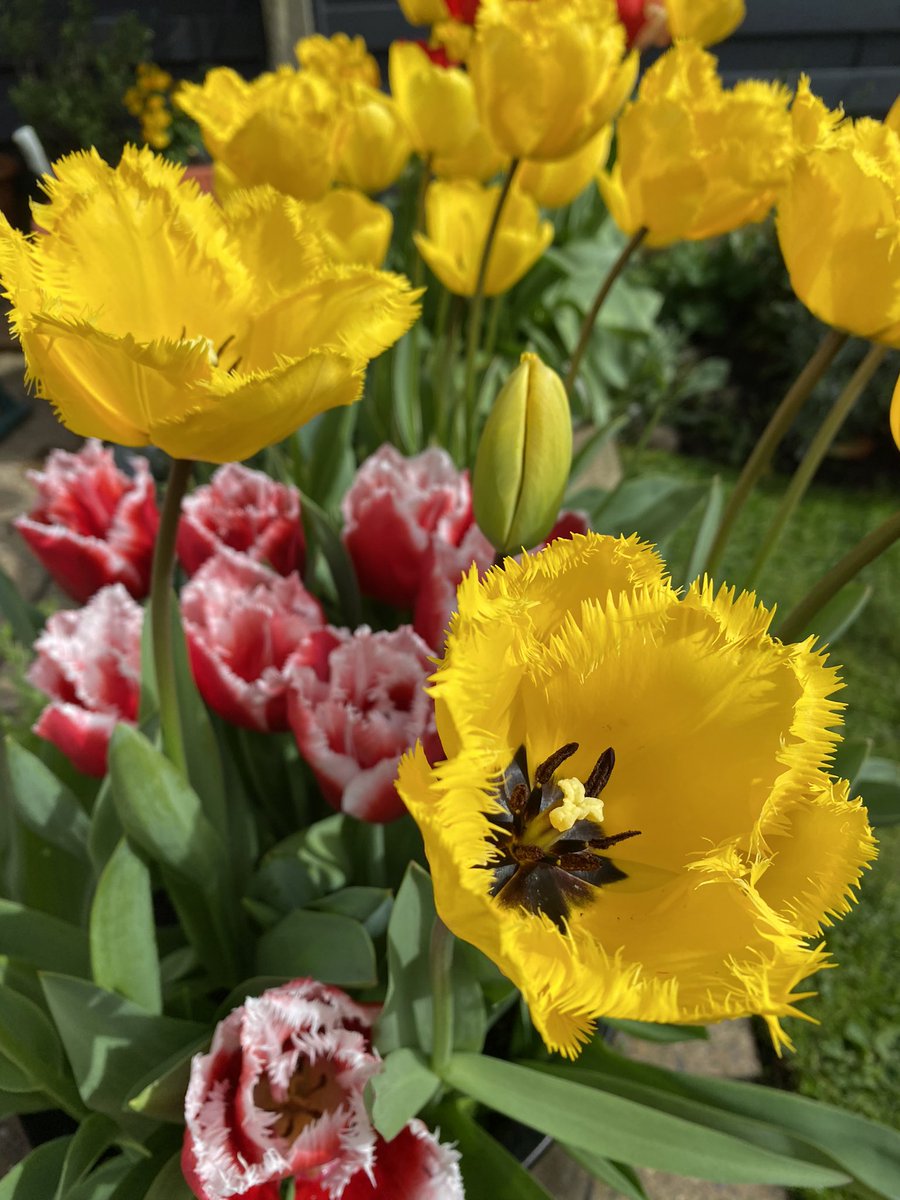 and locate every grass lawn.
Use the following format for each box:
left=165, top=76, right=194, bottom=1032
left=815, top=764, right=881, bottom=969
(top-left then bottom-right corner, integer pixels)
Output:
left=625, top=447, right=900, bottom=1194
